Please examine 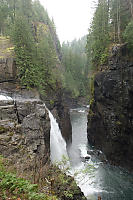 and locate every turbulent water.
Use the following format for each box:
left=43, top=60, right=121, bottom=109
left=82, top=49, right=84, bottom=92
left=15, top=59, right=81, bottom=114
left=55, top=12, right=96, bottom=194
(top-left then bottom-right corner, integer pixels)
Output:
left=49, top=111, right=68, bottom=163
left=68, top=108, right=133, bottom=200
